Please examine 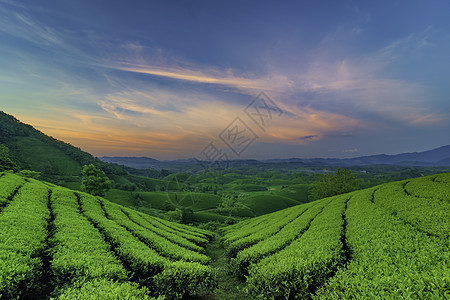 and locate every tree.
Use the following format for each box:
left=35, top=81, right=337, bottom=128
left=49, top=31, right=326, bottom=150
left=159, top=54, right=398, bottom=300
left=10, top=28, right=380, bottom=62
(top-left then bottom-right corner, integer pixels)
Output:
left=309, top=168, right=358, bottom=200
left=81, top=164, right=111, bottom=197
left=166, top=208, right=183, bottom=223
left=218, top=193, right=245, bottom=217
